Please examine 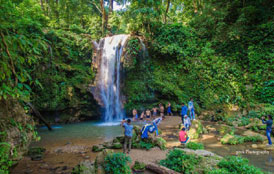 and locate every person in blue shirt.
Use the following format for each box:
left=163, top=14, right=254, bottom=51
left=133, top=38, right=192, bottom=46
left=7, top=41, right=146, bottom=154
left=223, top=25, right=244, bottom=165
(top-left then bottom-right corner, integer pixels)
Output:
left=188, top=98, right=195, bottom=120
left=121, top=119, right=134, bottom=153
left=181, top=103, right=188, bottom=123
left=167, top=102, right=173, bottom=116
left=262, top=115, right=273, bottom=146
